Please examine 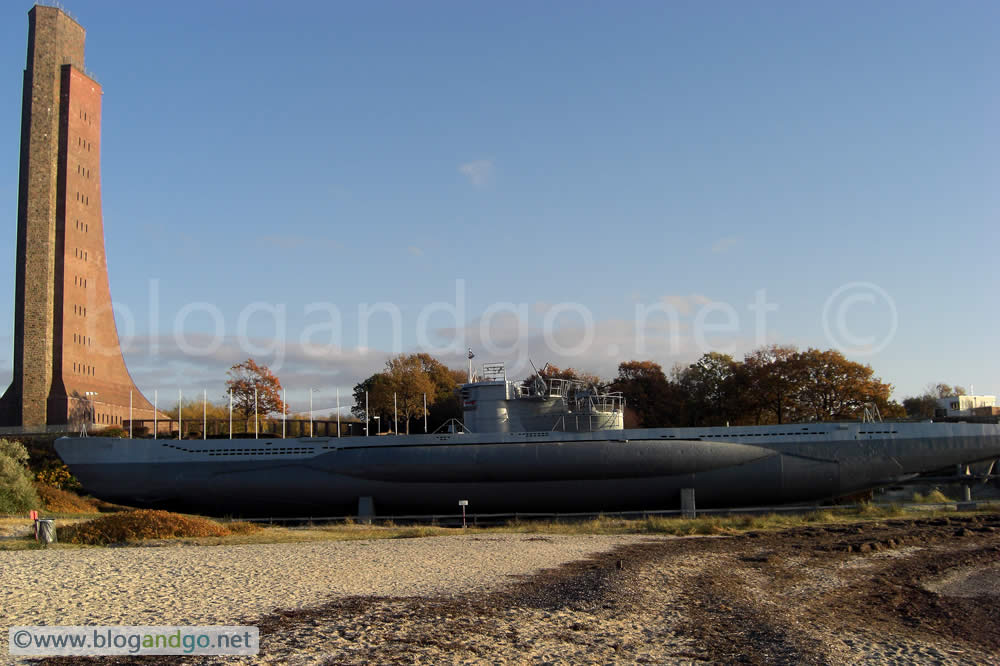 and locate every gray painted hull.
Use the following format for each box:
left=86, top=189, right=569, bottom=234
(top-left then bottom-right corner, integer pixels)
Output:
left=54, top=421, right=1000, bottom=516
